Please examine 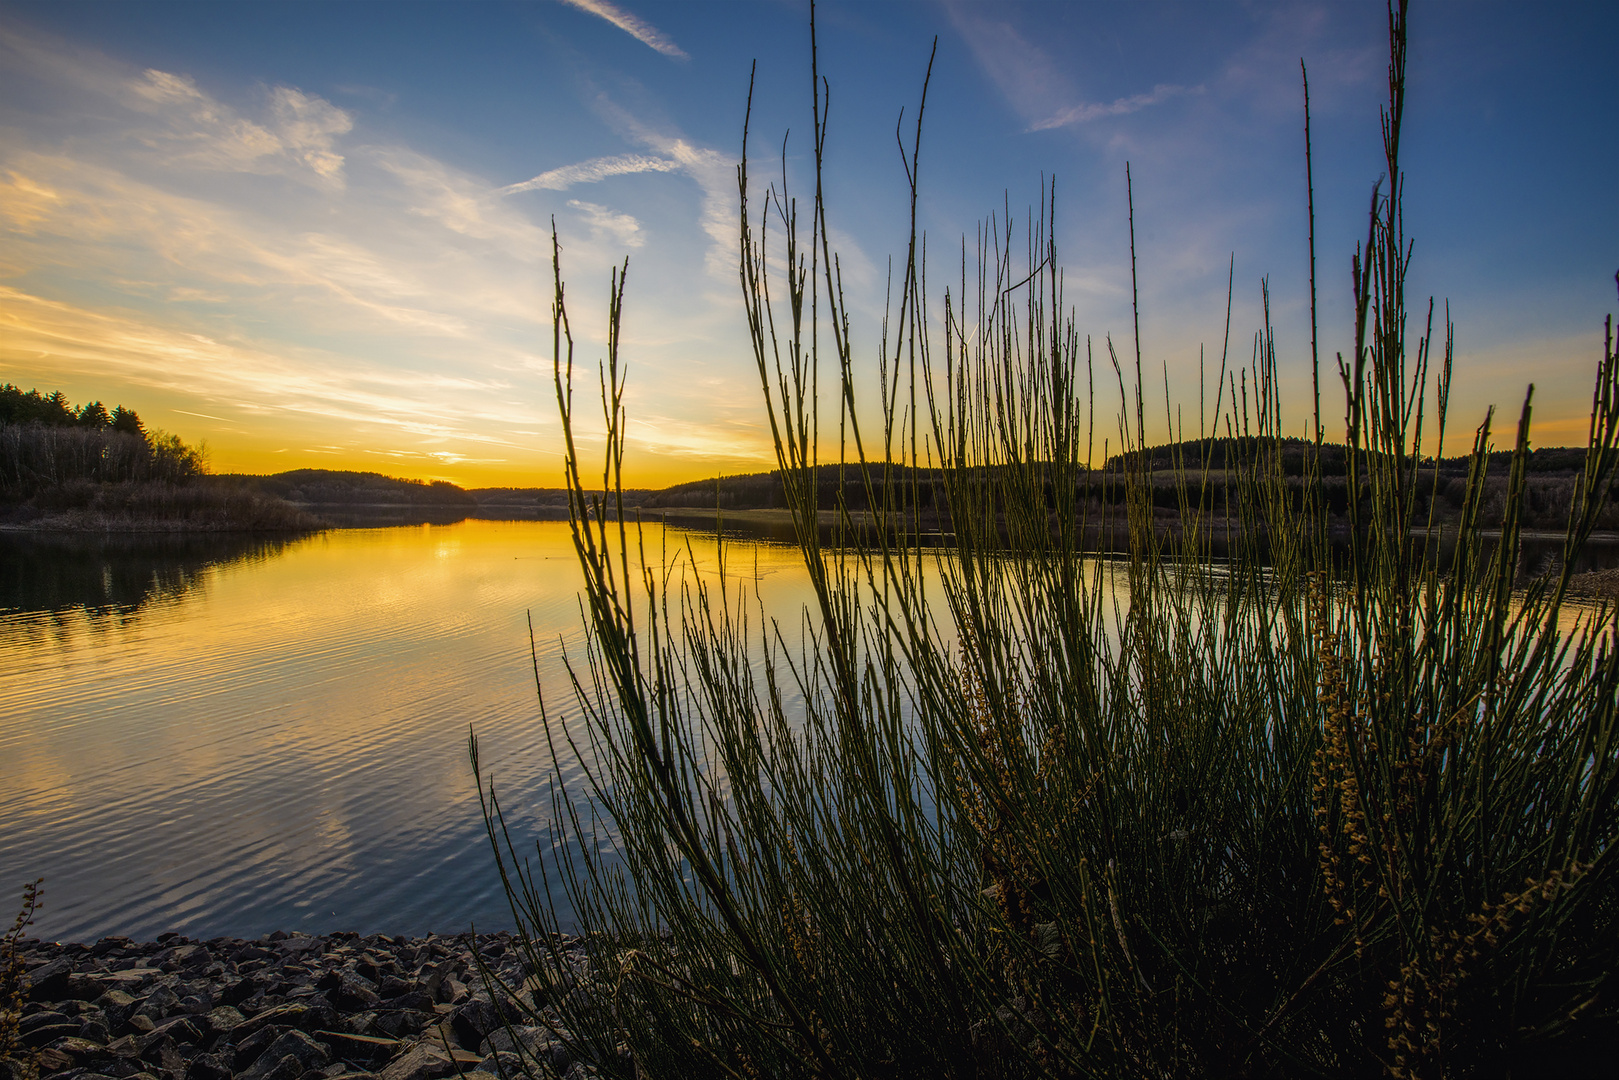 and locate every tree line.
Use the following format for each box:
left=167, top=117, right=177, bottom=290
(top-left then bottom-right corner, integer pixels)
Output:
left=0, top=384, right=207, bottom=499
